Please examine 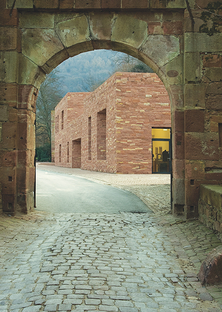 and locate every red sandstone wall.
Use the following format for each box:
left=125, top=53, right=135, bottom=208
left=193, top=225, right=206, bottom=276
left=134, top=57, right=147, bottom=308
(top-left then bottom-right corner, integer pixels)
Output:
left=81, top=75, right=117, bottom=173
left=54, top=73, right=171, bottom=174
left=54, top=93, right=88, bottom=167
left=115, top=73, right=171, bottom=173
